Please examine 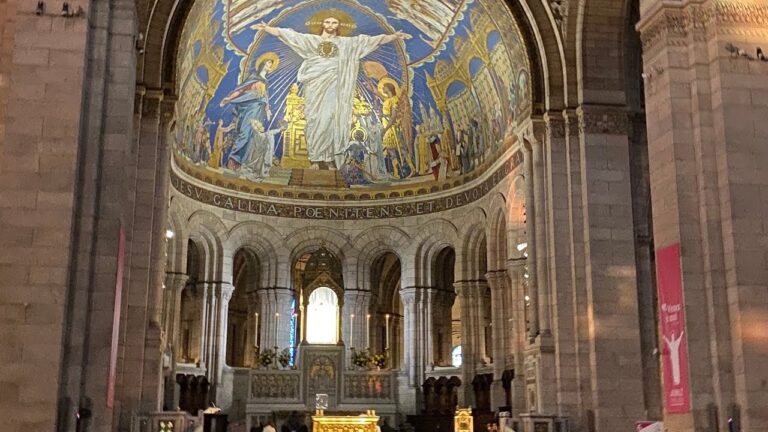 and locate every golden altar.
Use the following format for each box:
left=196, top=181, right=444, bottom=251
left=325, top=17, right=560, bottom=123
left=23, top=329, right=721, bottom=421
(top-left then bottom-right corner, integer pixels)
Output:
left=311, top=409, right=380, bottom=432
